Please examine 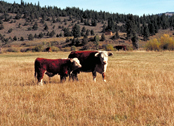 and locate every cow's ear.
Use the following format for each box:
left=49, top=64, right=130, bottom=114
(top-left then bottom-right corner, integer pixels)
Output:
left=94, top=52, right=100, bottom=57
left=108, top=52, right=113, bottom=56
